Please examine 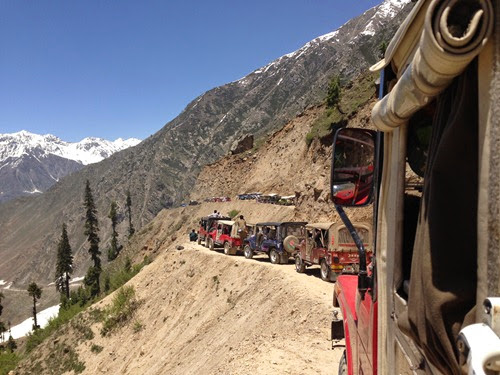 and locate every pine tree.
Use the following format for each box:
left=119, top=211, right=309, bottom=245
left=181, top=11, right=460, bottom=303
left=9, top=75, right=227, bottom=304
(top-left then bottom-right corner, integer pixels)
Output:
left=7, top=336, right=17, bottom=352
left=55, top=223, right=73, bottom=299
left=83, top=180, right=101, bottom=297
left=0, top=291, right=4, bottom=342
left=126, top=191, right=135, bottom=238
left=107, top=201, right=119, bottom=261
left=0, top=321, right=5, bottom=342
left=326, top=75, right=341, bottom=109
left=27, top=282, right=42, bottom=330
